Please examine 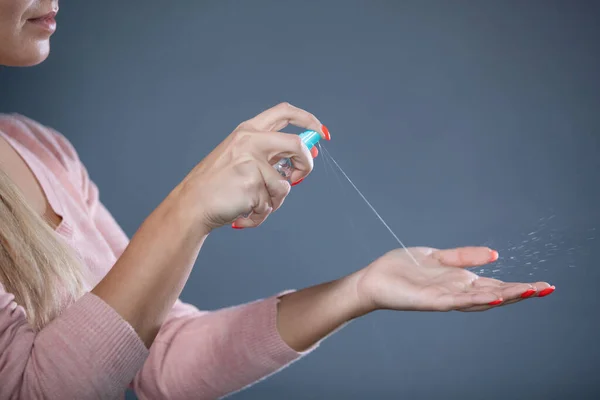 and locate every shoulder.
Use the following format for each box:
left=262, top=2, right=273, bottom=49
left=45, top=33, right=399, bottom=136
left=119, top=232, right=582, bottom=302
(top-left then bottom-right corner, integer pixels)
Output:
left=0, top=113, right=82, bottom=176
